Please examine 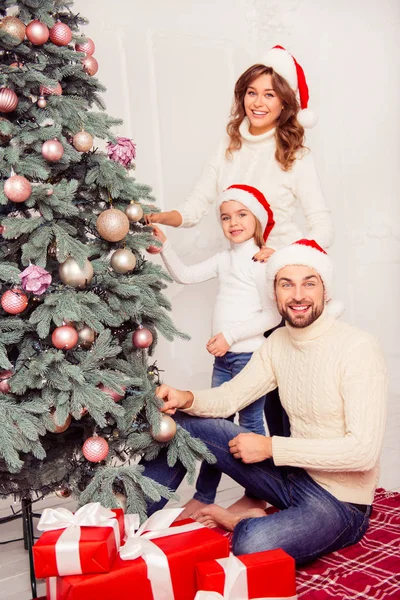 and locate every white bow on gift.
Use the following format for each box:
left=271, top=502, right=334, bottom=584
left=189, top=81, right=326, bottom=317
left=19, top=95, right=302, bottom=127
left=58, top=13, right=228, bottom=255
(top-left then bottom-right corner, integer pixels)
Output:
left=37, top=502, right=121, bottom=576
left=120, top=508, right=205, bottom=600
